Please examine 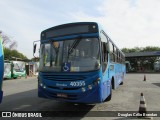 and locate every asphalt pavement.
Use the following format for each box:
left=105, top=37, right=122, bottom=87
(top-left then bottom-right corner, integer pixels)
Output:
left=0, top=74, right=160, bottom=120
